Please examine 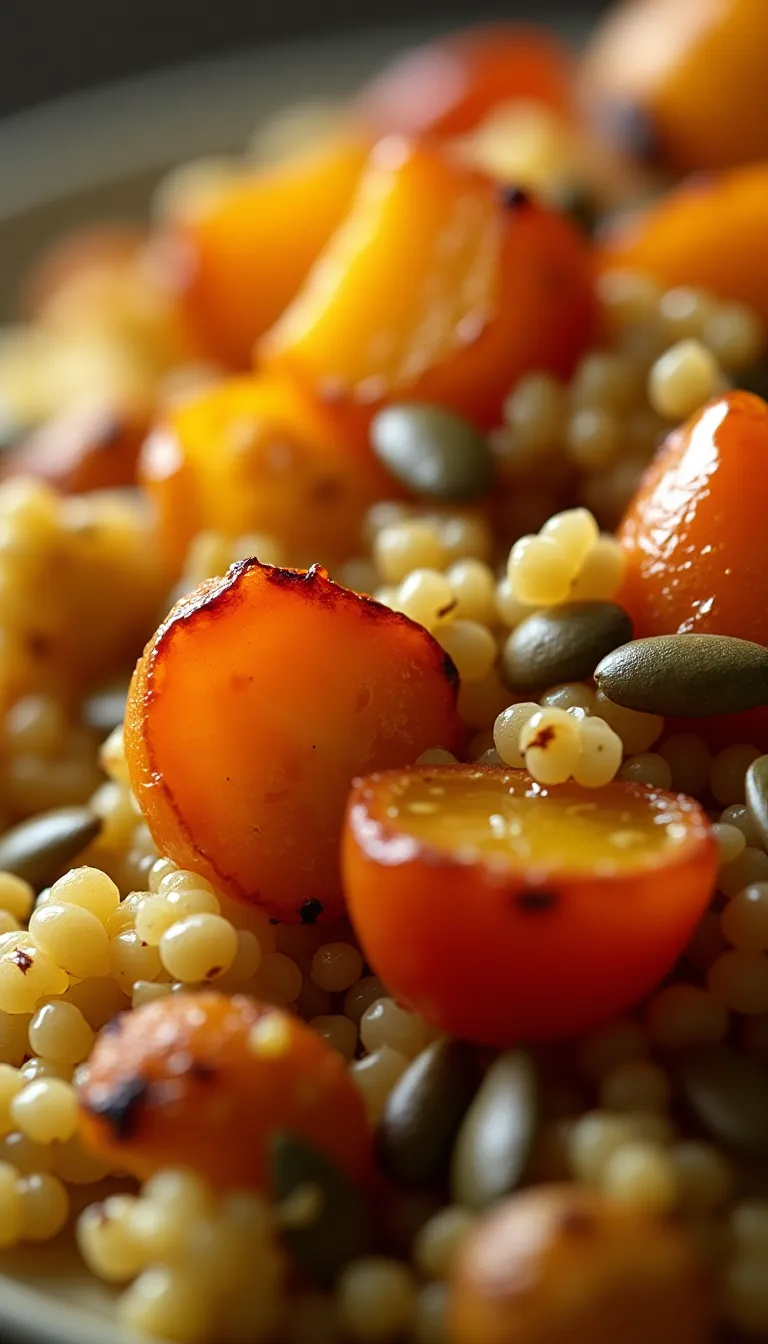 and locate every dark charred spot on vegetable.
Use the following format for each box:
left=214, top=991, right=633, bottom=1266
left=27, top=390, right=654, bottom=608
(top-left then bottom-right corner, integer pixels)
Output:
left=10, top=948, right=33, bottom=974
left=500, top=185, right=533, bottom=212
left=597, top=100, right=661, bottom=167
left=311, top=477, right=343, bottom=506
left=300, top=899, right=324, bottom=925
left=189, top=1061, right=216, bottom=1082
left=205, top=966, right=223, bottom=979
left=437, top=600, right=458, bottom=621
left=27, top=632, right=53, bottom=661
left=442, top=652, right=460, bottom=692
left=84, top=1076, right=148, bottom=1140
left=559, top=1206, right=596, bottom=1236
left=528, top=725, right=556, bottom=751
left=551, top=182, right=599, bottom=237
left=515, top=888, right=558, bottom=914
